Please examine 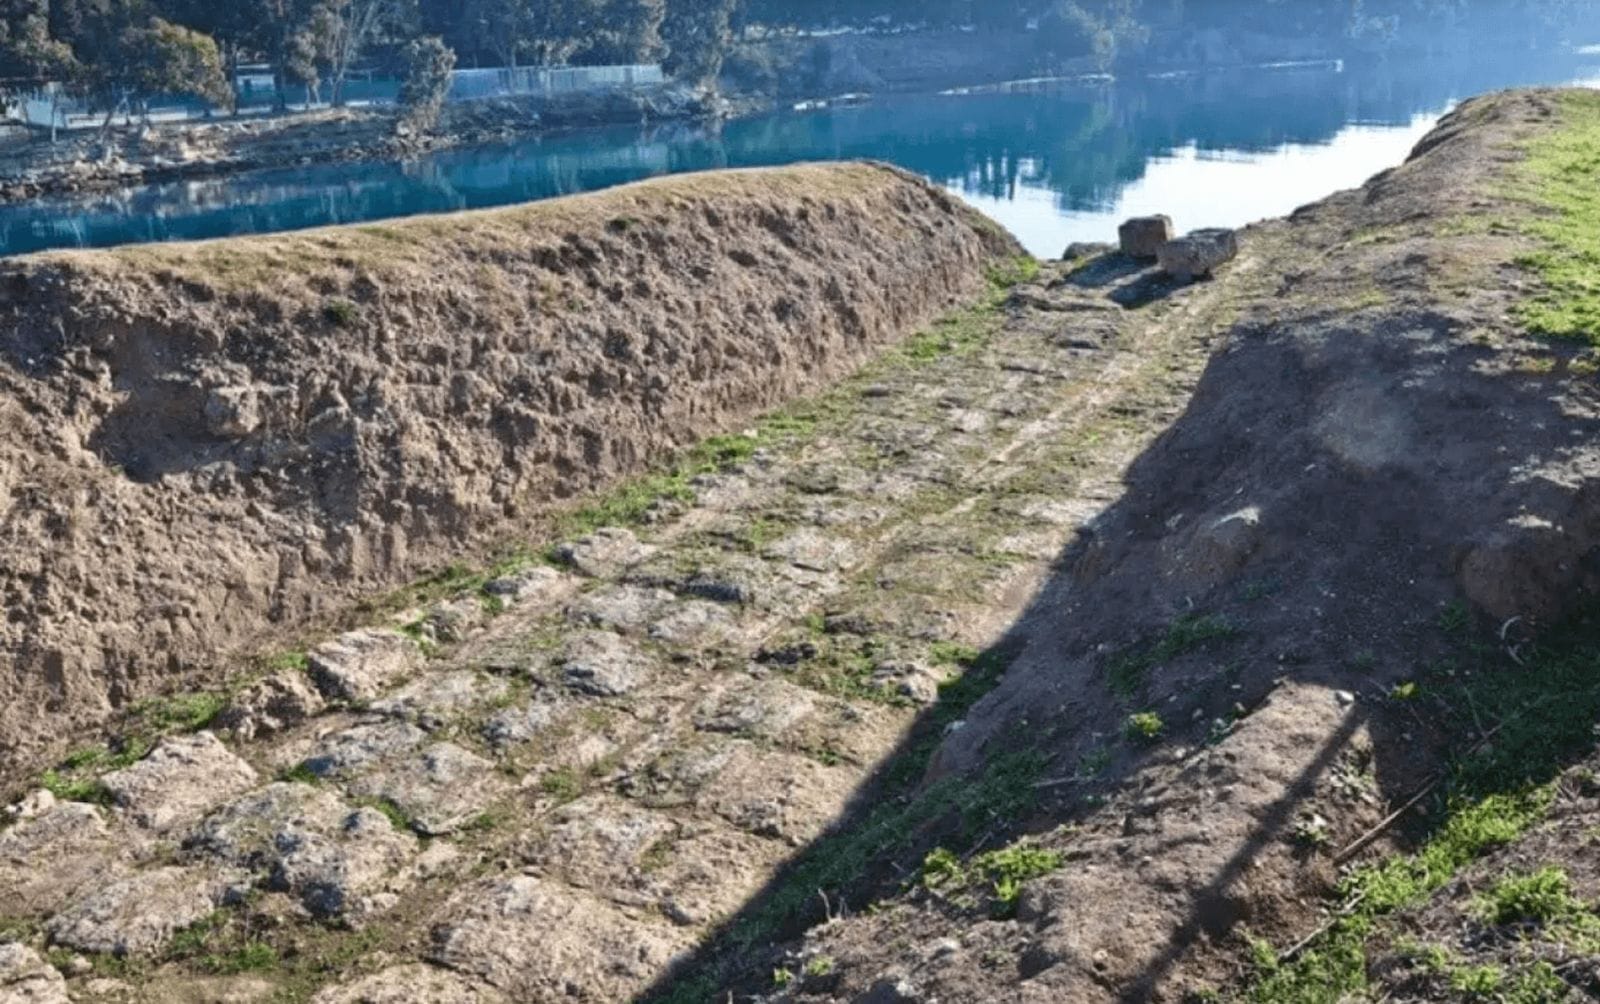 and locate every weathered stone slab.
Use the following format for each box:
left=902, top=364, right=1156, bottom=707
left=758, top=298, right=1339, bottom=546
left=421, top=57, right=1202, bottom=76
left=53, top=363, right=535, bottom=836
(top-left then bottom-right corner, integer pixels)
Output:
left=274, top=806, right=419, bottom=921
left=482, top=699, right=563, bottom=751
left=483, top=566, right=570, bottom=607
left=369, top=670, right=510, bottom=731
left=647, top=600, right=736, bottom=647
left=0, top=802, right=115, bottom=917
left=102, top=732, right=258, bottom=833
left=46, top=866, right=228, bottom=956
left=764, top=528, right=858, bottom=573
left=312, top=963, right=506, bottom=1003
left=566, top=584, right=674, bottom=635
left=553, top=527, right=657, bottom=578
left=300, top=721, right=430, bottom=780
left=1158, top=227, right=1239, bottom=280
left=428, top=876, right=693, bottom=1000
left=188, top=783, right=418, bottom=923
left=345, top=743, right=506, bottom=836
left=308, top=629, right=424, bottom=702
left=1118, top=215, right=1173, bottom=259
left=218, top=669, right=326, bottom=741
left=695, top=744, right=859, bottom=846
left=561, top=631, right=656, bottom=697
left=0, top=942, right=69, bottom=1003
